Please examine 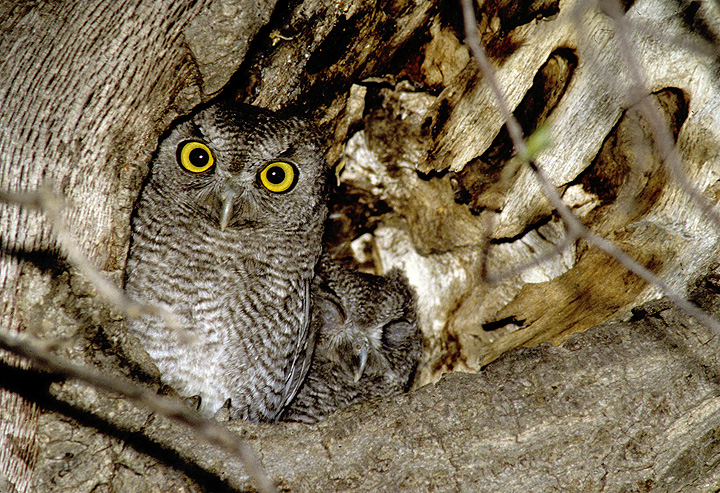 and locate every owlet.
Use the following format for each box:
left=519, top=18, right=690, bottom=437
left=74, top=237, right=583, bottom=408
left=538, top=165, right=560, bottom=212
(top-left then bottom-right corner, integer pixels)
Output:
left=281, top=257, right=422, bottom=423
